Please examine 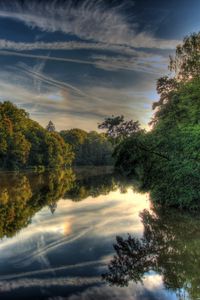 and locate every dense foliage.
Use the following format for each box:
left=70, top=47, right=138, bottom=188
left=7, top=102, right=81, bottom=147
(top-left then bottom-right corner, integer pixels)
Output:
left=0, top=102, right=114, bottom=169
left=0, top=101, right=74, bottom=170
left=111, top=33, right=200, bottom=209
left=60, top=128, right=113, bottom=166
